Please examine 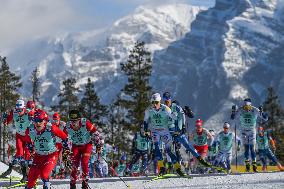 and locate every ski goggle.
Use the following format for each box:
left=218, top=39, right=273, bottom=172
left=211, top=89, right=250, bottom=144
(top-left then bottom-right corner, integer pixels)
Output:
left=243, top=105, right=252, bottom=111
left=152, top=101, right=160, bottom=105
